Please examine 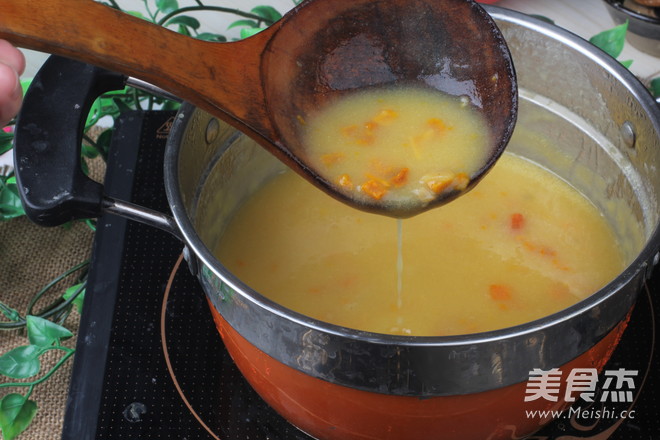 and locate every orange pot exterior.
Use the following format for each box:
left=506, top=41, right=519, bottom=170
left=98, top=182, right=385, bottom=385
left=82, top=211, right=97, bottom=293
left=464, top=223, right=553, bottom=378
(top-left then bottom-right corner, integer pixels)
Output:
left=209, top=304, right=631, bottom=440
